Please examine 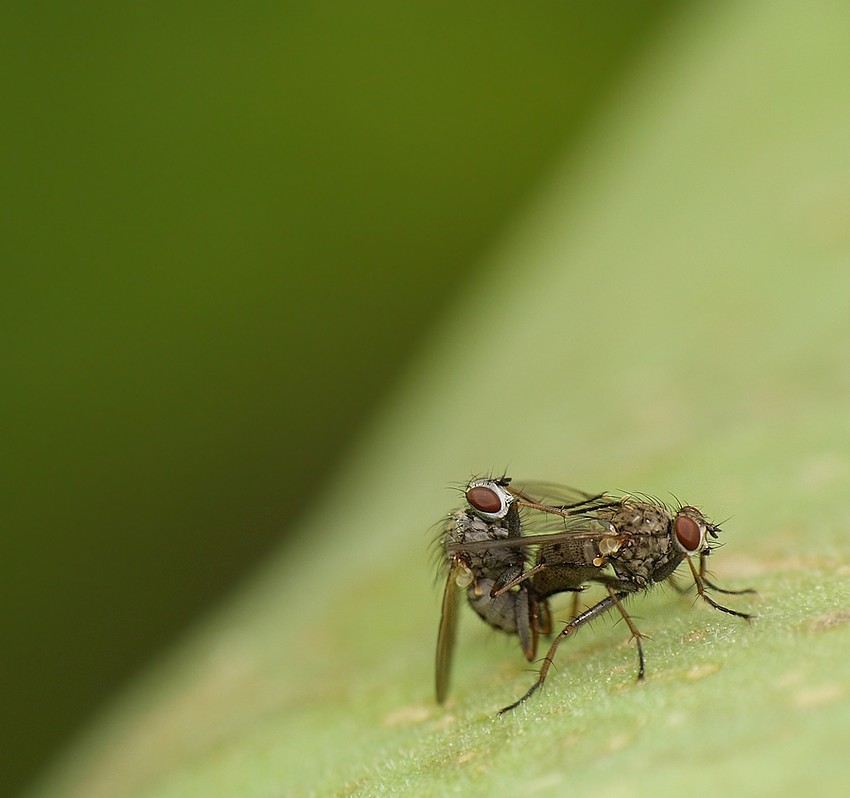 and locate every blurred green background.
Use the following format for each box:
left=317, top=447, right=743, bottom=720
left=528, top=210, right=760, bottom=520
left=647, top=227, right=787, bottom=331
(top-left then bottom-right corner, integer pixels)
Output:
left=1, top=2, right=681, bottom=795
